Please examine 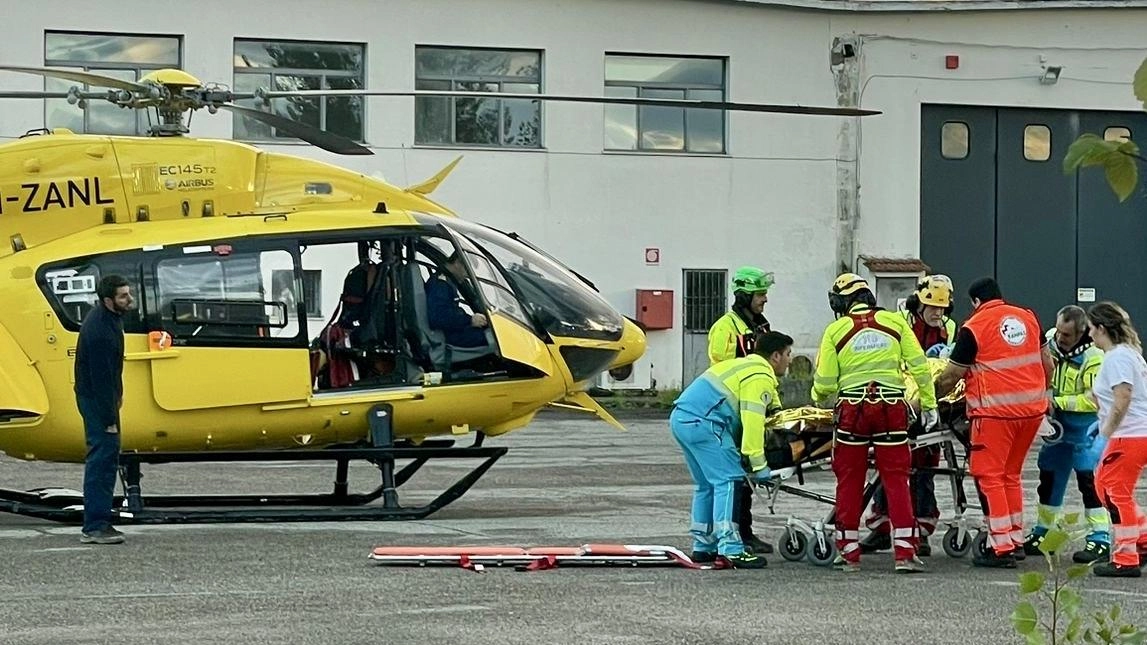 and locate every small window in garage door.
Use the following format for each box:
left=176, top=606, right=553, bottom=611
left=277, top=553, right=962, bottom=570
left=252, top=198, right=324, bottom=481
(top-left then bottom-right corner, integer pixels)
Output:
left=1024, top=125, right=1051, bottom=161
left=1105, top=126, right=1132, bottom=142
left=941, top=122, right=968, bottom=159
